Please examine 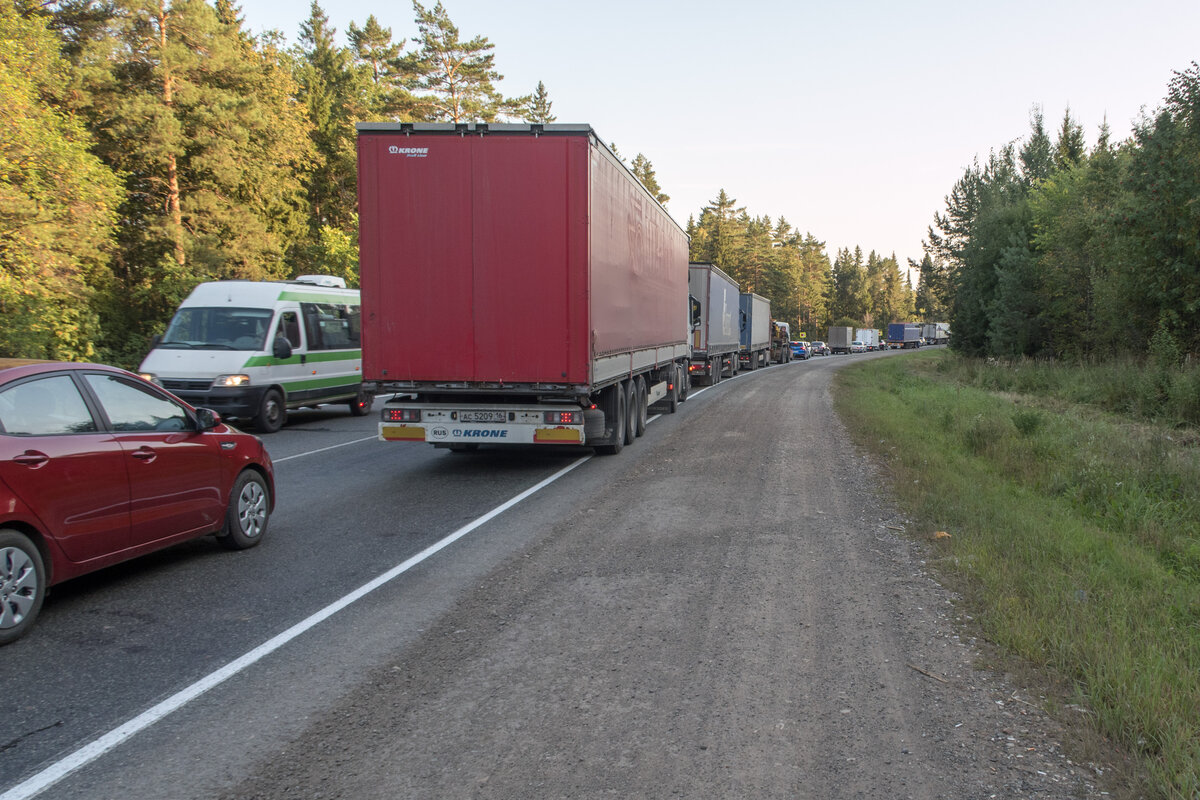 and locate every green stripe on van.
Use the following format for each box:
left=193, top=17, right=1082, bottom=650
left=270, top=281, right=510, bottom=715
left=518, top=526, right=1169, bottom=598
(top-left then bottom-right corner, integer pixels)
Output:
left=276, top=290, right=358, bottom=304
left=280, top=376, right=360, bottom=393
left=242, top=350, right=361, bottom=367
